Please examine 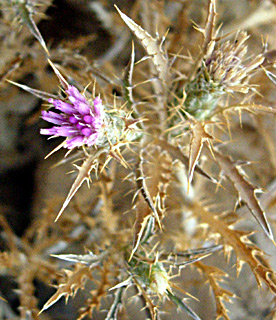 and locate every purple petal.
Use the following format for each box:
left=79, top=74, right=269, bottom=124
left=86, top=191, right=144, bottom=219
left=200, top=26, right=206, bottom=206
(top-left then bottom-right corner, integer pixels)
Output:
left=41, top=110, right=66, bottom=125
left=66, top=85, right=87, bottom=103
left=69, top=116, right=79, bottom=124
left=56, top=126, right=77, bottom=137
left=83, top=115, right=93, bottom=124
left=75, top=102, right=91, bottom=115
left=81, top=127, right=93, bottom=136
left=40, top=127, right=58, bottom=135
left=49, top=99, right=75, bottom=114
left=76, top=123, right=85, bottom=130
left=93, top=97, right=102, bottom=116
